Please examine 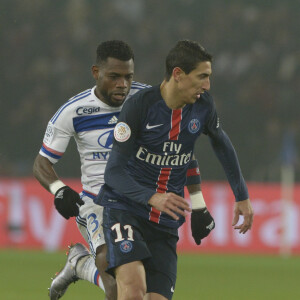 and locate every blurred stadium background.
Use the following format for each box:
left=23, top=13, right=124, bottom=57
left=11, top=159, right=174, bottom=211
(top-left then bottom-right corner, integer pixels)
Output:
left=0, top=0, right=300, bottom=299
